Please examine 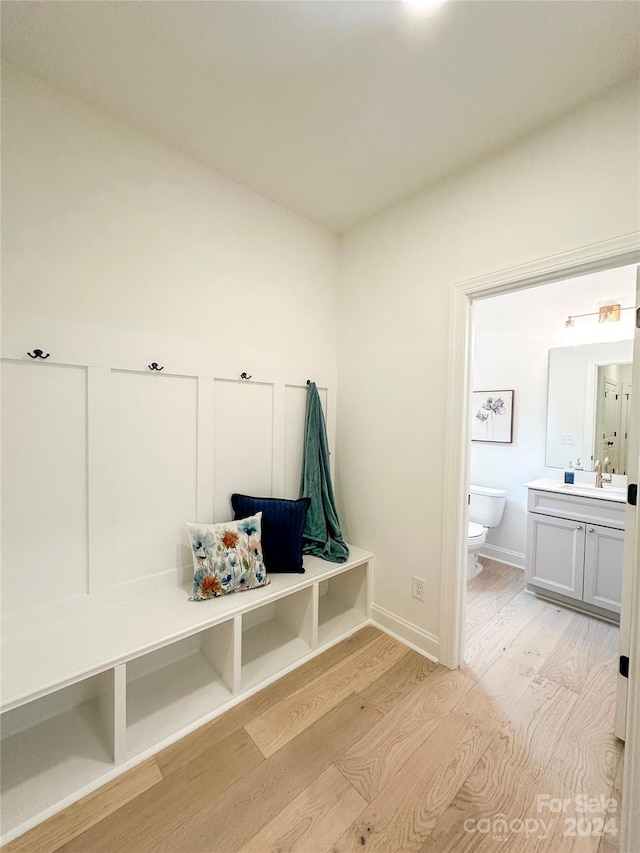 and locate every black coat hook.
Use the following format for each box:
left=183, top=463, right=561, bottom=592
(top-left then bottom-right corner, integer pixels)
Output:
left=148, top=362, right=164, bottom=371
left=306, top=379, right=311, bottom=385
left=240, top=372, right=252, bottom=380
left=27, top=349, right=50, bottom=359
